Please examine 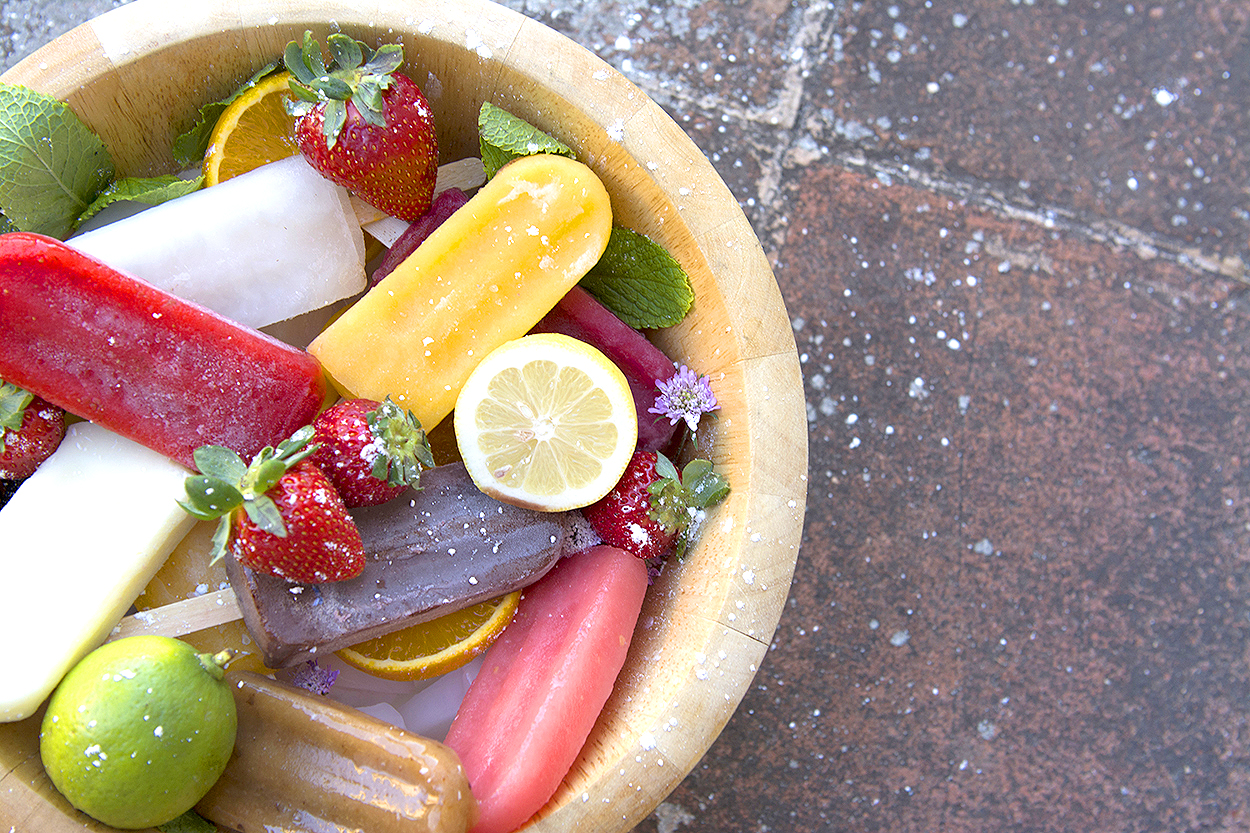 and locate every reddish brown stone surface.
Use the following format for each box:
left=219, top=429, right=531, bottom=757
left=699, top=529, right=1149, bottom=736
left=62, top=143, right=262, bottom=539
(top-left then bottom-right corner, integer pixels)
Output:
left=7, top=1, right=1250, bottom=832
left=673, top=164, right=1250, bottom=831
